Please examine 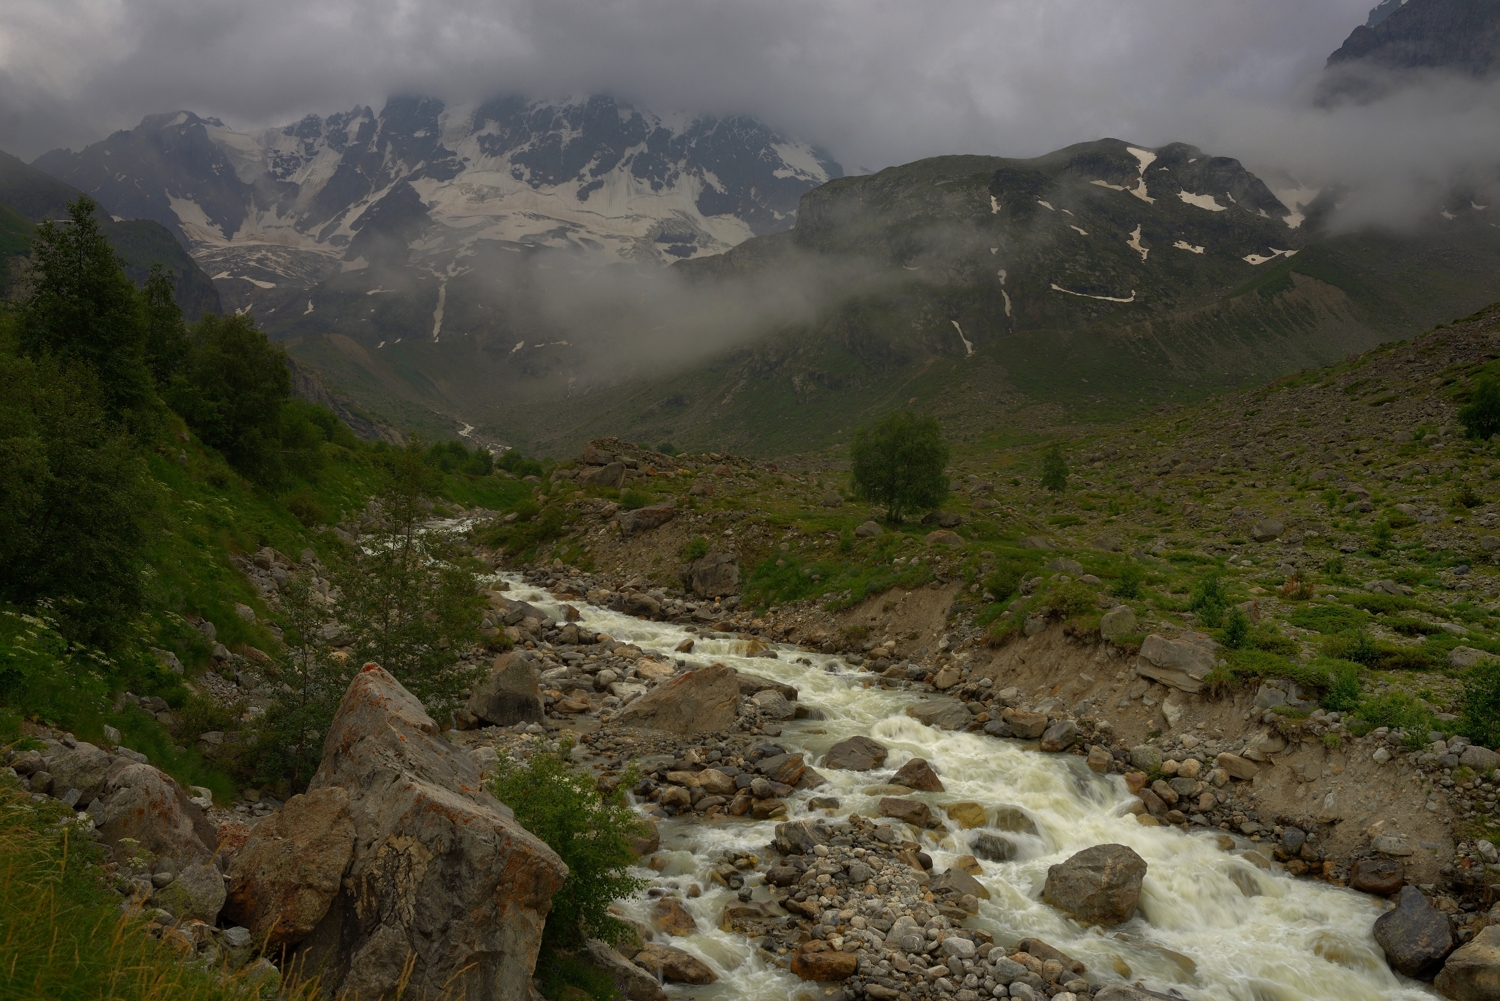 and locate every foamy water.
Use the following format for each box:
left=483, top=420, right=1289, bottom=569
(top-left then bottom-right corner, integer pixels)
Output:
left=502, top=575, right=1434, bottom=1000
